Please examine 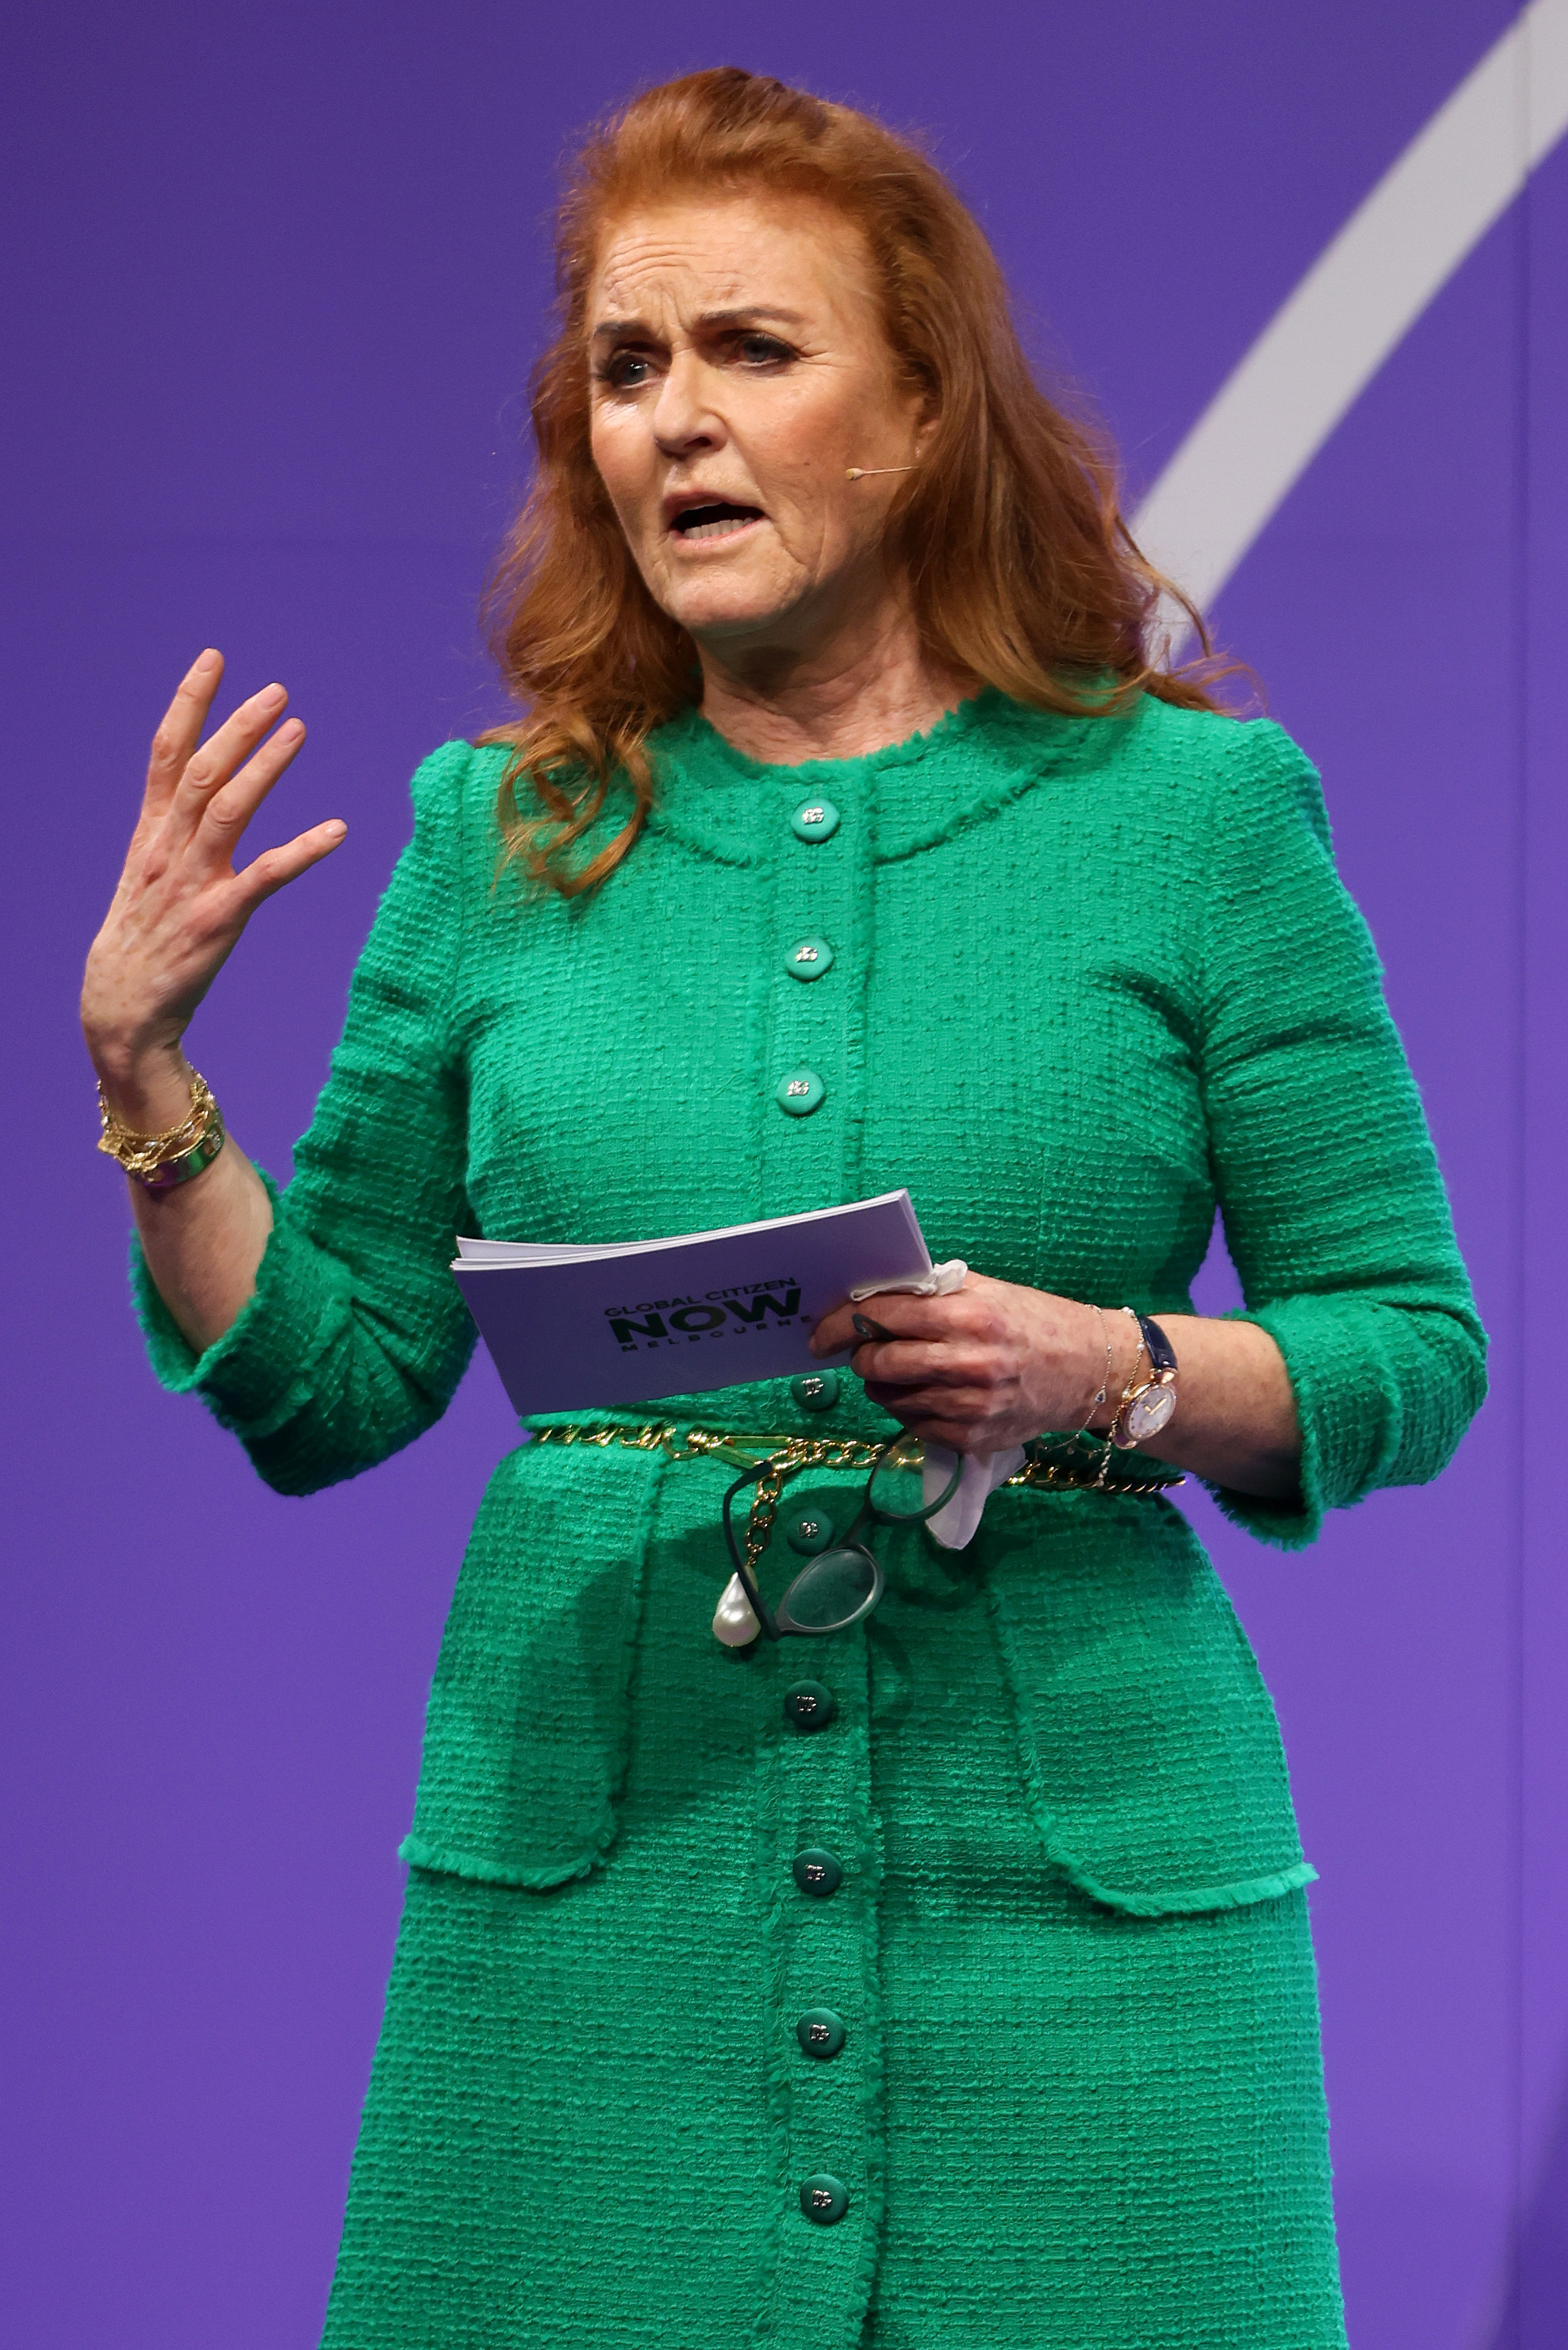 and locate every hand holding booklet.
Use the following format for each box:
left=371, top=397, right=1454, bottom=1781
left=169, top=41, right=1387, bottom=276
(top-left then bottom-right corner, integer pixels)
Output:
left=454, top=1193, right=1021, bottom=1557
left=451, top=1190, right=944, bottom=1419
